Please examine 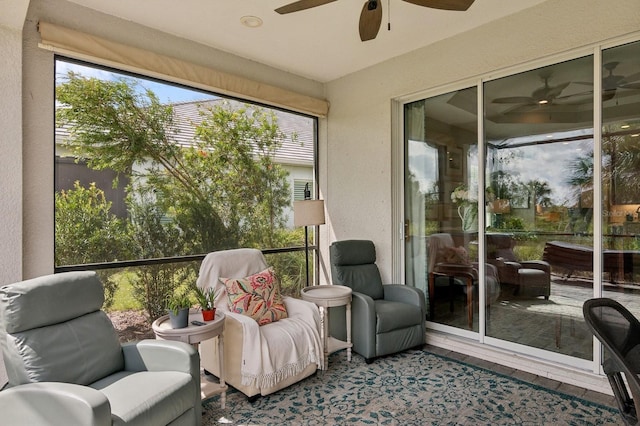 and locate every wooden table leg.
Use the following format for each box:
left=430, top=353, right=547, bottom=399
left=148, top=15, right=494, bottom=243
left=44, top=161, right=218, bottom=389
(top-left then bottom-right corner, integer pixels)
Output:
left=428, top=273, right=435, bottom=320
left=466, top=276, right=473, bottom=329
